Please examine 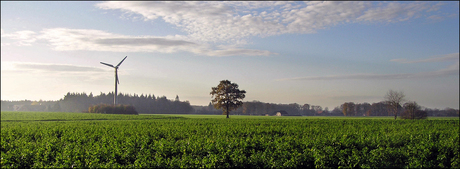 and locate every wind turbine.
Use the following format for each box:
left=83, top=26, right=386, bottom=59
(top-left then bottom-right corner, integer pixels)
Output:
left=100, top=56, right=127, bottom=105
